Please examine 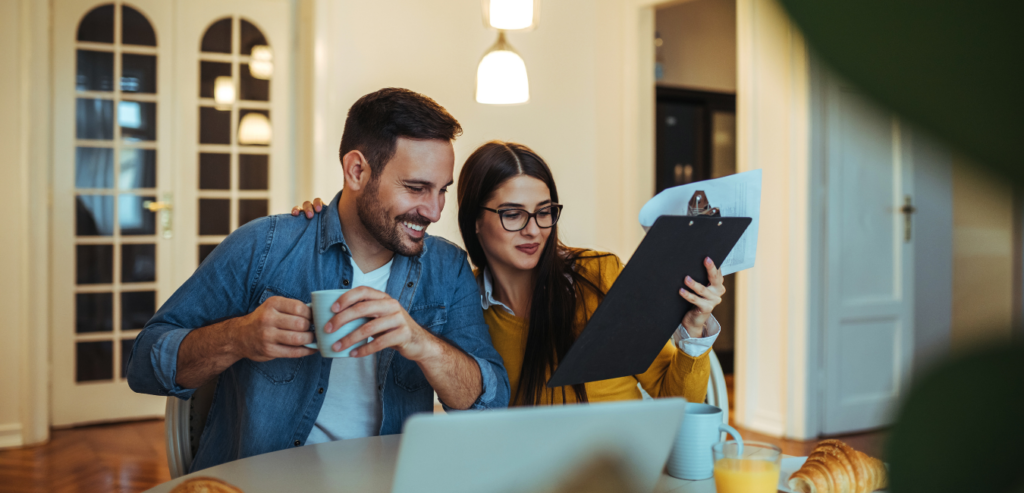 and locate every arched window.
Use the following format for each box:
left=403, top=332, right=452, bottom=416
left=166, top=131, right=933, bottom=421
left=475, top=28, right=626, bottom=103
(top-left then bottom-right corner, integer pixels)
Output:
left=73, top=2, right=158, bottom=383
left=196, top=17, right=273, bottom=266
